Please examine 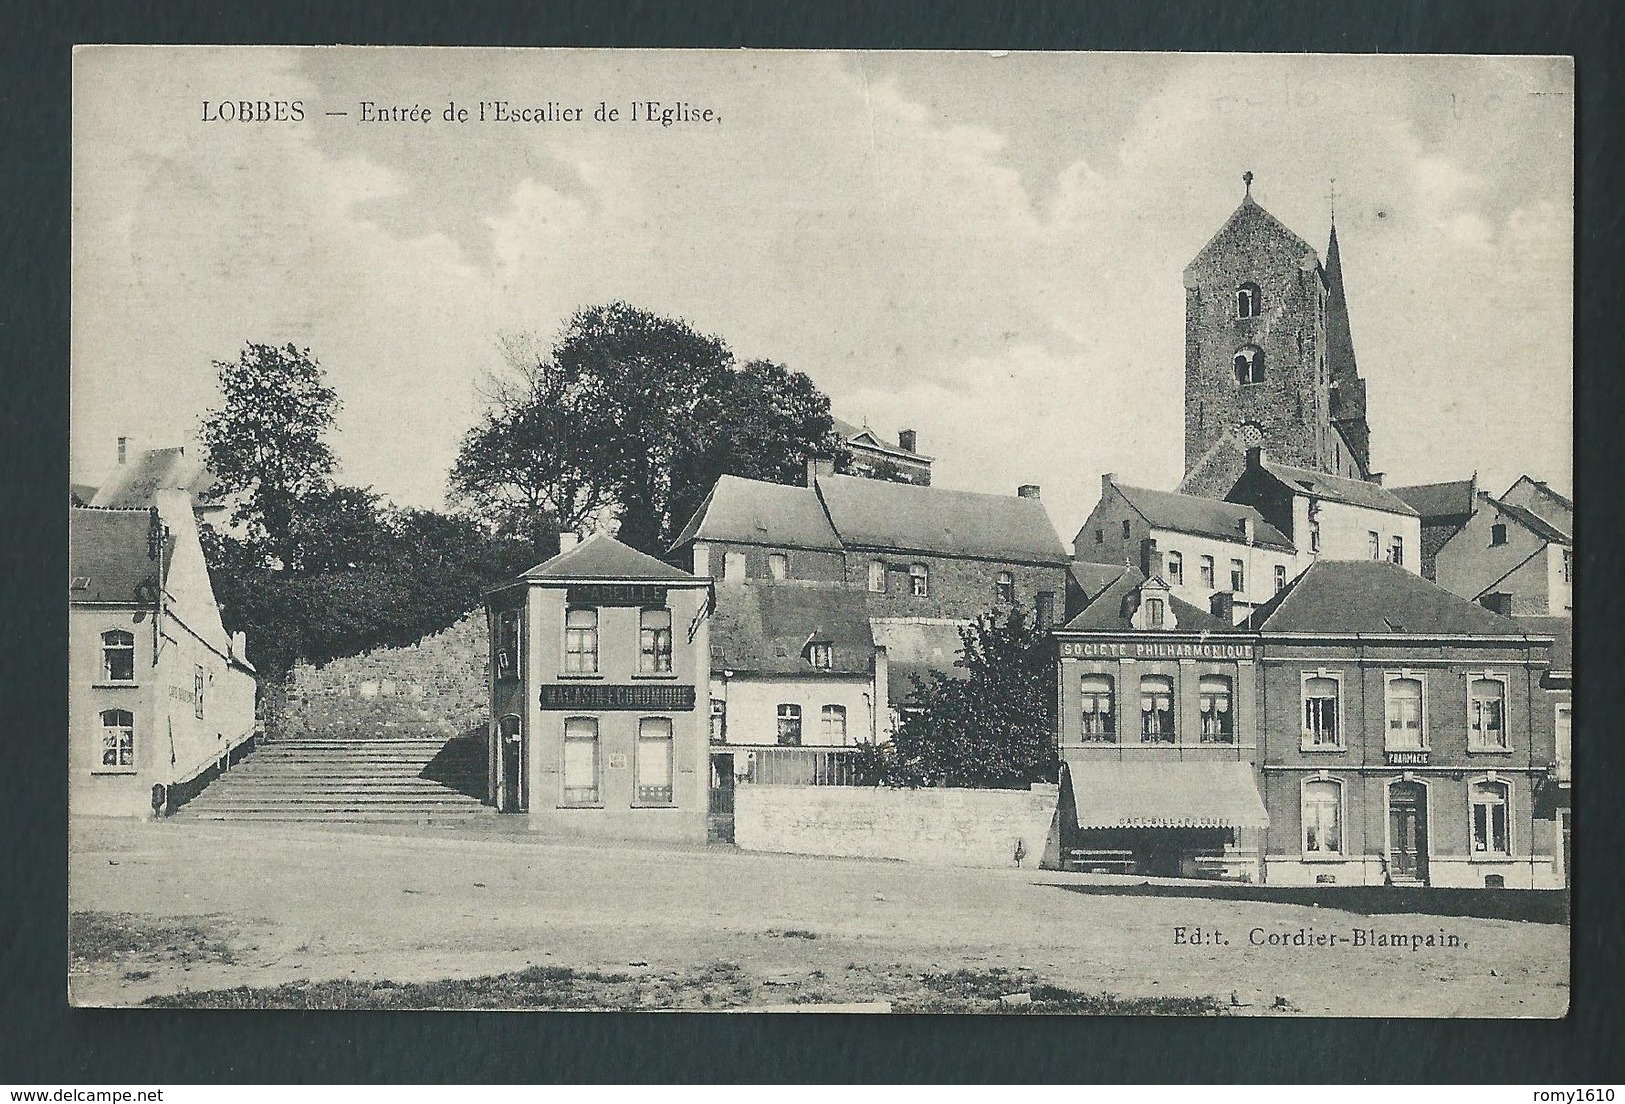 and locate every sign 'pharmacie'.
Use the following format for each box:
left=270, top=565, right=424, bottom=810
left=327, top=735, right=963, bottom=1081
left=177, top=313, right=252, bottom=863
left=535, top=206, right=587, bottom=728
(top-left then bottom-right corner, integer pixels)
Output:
left=1058, top=639, right=1259, bottom=661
